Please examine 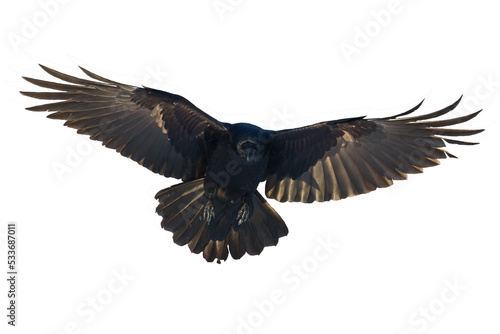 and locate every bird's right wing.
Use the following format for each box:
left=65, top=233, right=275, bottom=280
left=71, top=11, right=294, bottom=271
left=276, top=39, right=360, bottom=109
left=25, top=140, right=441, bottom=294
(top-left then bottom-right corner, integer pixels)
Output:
left=21, top=65, right=228, bottom=181
left=265, top=97, right=483, bottom=203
